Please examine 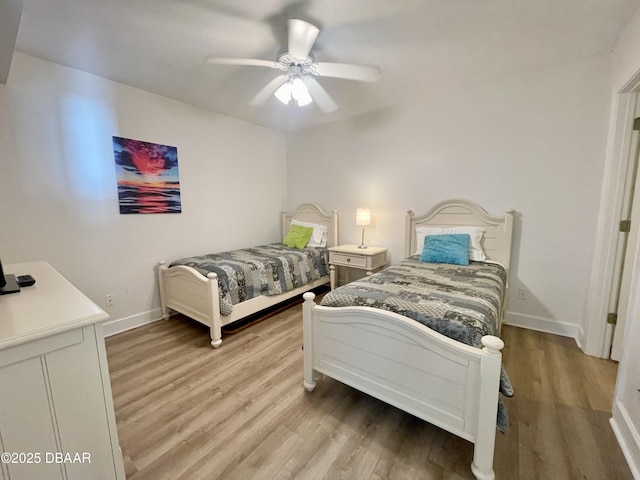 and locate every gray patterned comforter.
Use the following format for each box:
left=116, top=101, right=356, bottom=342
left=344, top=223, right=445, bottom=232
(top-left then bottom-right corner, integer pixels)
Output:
left=320, top=256, right=513, bottom=432
left=170, top=244, right=329, bottom=317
